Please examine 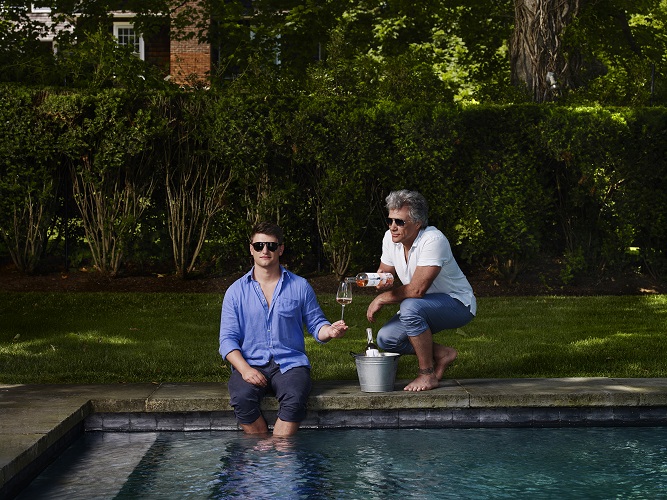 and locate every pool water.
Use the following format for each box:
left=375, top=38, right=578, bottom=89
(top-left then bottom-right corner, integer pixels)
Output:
left=19, top=427, right=667, bottom=499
